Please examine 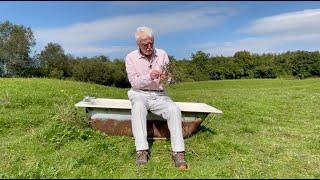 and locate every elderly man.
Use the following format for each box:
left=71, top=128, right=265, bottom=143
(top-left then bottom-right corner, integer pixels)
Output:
left=125, top=26, right=188, bottom=170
